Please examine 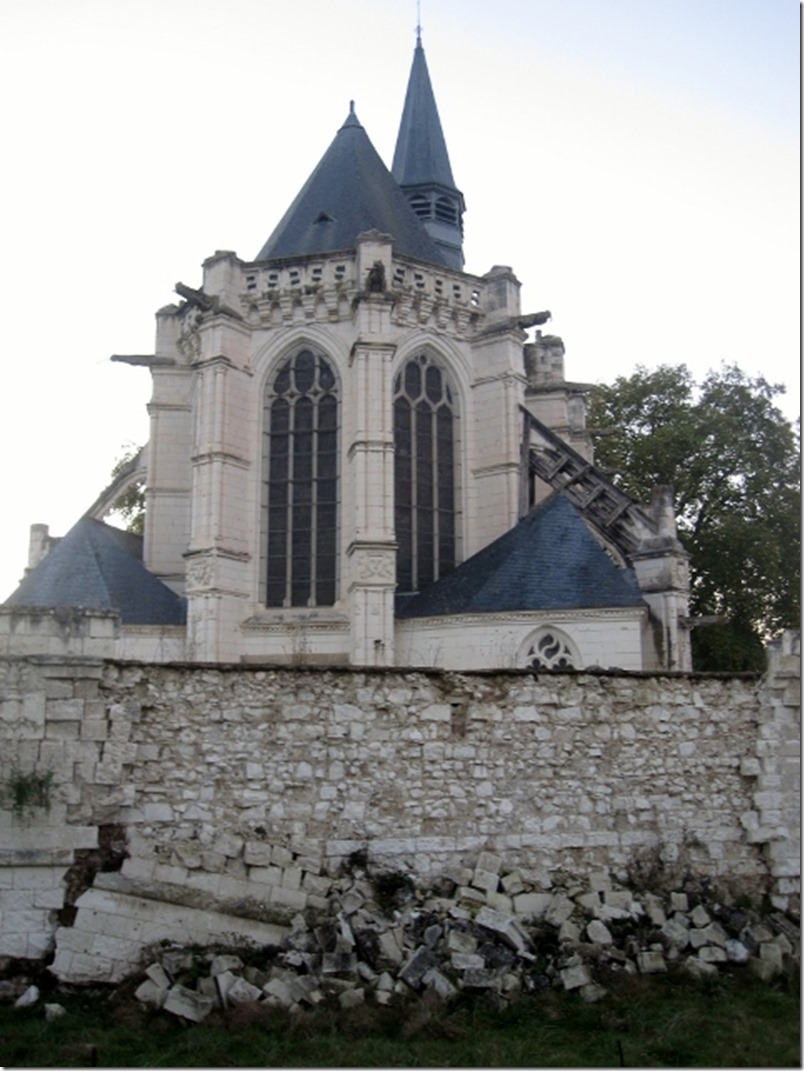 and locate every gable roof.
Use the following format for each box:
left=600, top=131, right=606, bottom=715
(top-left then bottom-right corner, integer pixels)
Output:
left=396, top=492, right=645, bottom=619
left=254, top=105, right=452, bottom=267
left=4, top=517, right=186, bottom=626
